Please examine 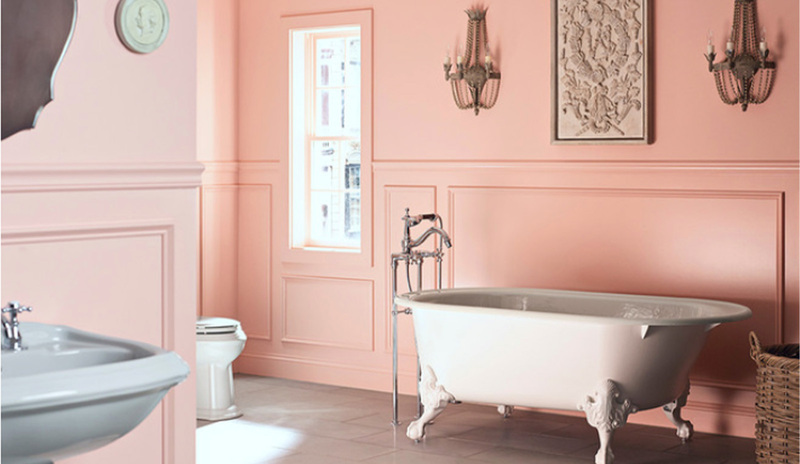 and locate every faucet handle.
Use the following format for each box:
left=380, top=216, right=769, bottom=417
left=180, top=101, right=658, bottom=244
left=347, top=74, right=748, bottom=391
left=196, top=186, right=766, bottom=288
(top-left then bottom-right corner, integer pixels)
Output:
left=402, top=208, right=417, bottom=224
left=2, top=301, right=32, bottom=315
